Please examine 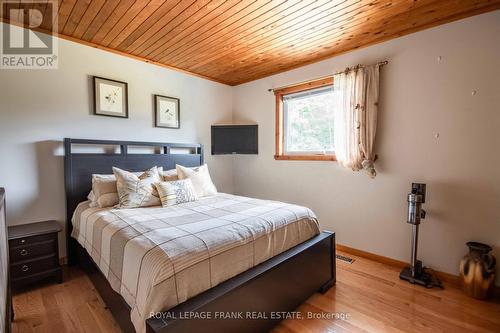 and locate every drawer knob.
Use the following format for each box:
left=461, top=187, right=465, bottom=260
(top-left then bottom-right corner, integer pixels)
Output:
left=20, top=249, right=29, bottom=256
left=21, top=265, right=29, bottom=272
left=20, top=239, right=26, bottom=244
